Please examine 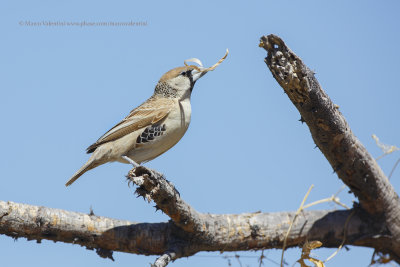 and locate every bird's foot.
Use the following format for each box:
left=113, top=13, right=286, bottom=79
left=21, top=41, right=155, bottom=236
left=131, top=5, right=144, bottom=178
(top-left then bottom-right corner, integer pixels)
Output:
left=122, top=156, right=156, bottom=178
